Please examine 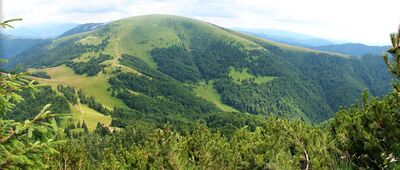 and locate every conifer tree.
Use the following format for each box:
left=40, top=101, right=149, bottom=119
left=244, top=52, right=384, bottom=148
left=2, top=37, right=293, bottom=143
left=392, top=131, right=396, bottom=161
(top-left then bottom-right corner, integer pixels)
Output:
left=383, top=25, right=400, bottom=93
left=383, top=25, right=400, bottom=76
left=82, top=120, right=89, bottom=133
left=0, top=19, right=64, bottom=169
left=331, top=25, right=400, bottom=169
left=96, top=122, right=102, bottom=129
left=70, top=123, right=76, bottom=129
